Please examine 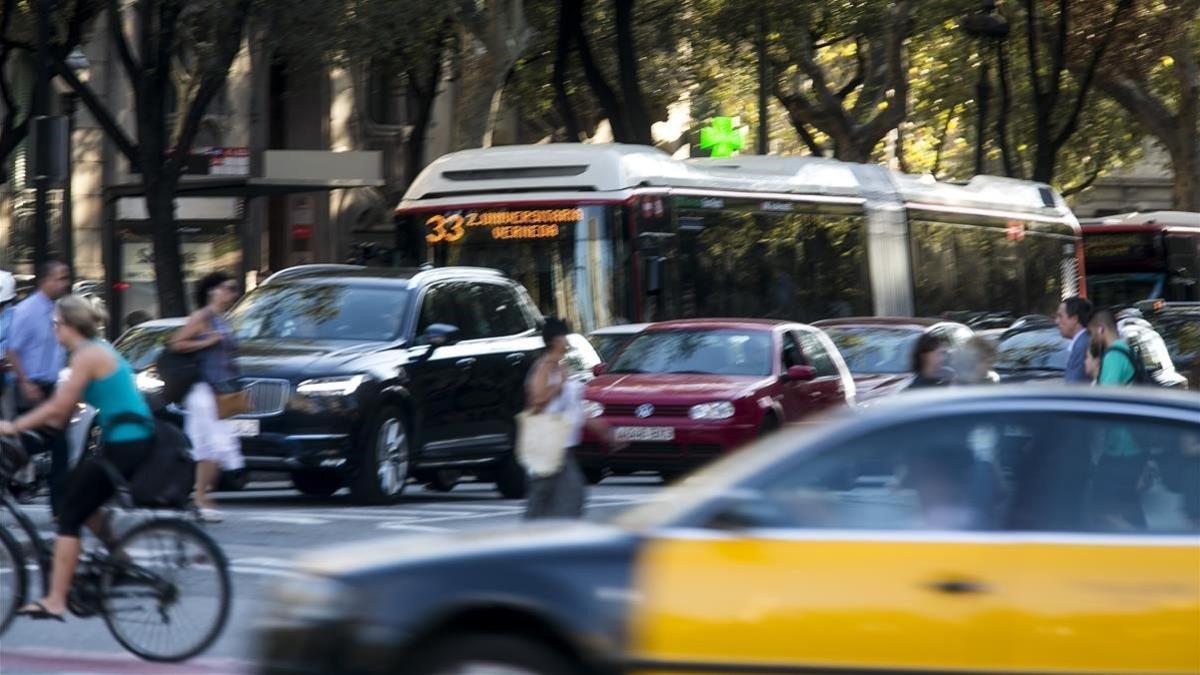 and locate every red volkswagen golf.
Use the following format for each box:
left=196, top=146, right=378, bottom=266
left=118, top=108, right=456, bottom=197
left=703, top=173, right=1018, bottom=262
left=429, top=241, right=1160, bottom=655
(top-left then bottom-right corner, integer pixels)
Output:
left=578, top=319, right=855, bottom=482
